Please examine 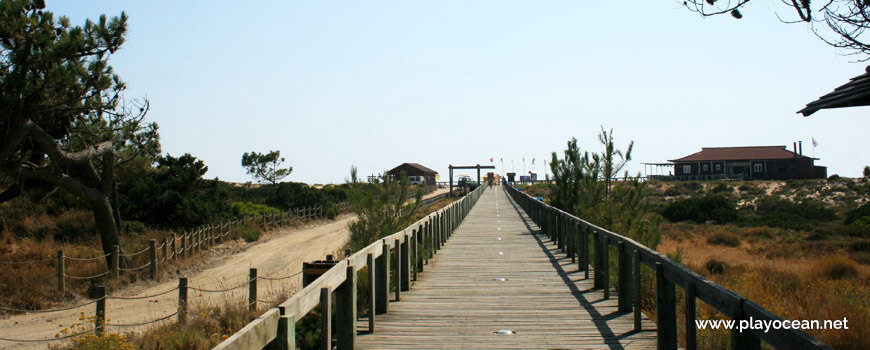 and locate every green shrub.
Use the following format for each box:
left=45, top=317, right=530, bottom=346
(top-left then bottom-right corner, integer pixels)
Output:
left=813, top=256, right=859, bottom=280
left=711, top=183, right=732, bottom=193
left=741, top=196, right=836, bottom=230
left=849, top=241, right=870, bottom=253
left=845, top=203, right=870, bottom=225
left=231, top=202, right=280, bottom=217
left=662, top=195, right=738, bottom=224
left=707, top=230, right=740, bottom=247
left=239, top=224, right=260, bottom=242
